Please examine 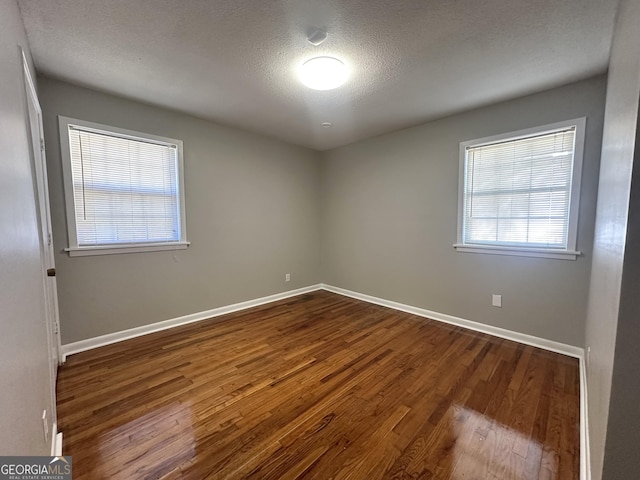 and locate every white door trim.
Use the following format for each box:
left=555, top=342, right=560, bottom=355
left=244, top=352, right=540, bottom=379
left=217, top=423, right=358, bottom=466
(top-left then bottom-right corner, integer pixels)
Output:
left=21, top=50, right=62, bottom=369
